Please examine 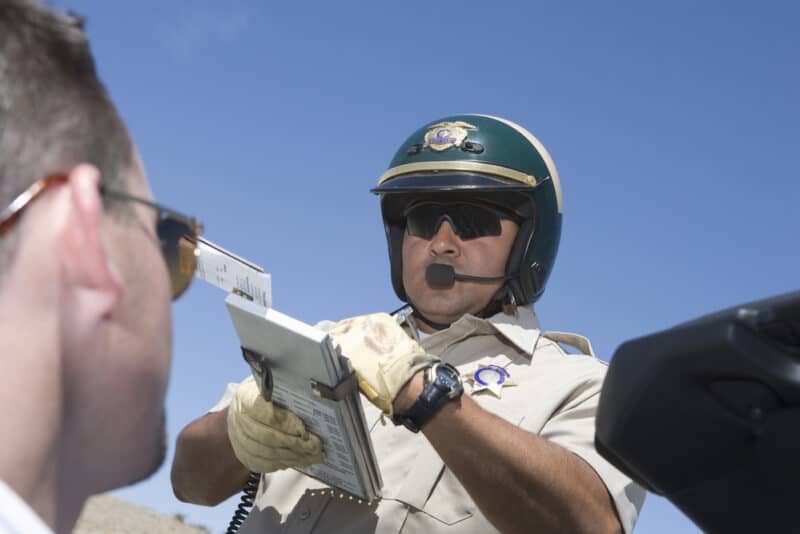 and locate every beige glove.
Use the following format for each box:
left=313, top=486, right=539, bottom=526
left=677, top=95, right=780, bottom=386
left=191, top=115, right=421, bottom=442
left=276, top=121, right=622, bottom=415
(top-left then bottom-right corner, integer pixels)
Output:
left=227, top=378, right=324, bottom=473
left=329, top=313, right=437, bottom=416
